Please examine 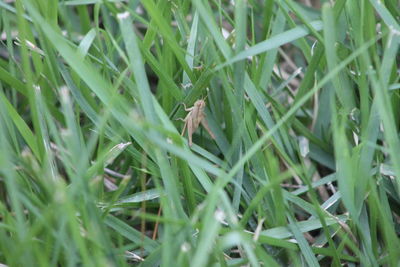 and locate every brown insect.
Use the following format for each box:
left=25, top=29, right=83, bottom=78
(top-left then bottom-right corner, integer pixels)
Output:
left=180, top=99, right=216, bottom=146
